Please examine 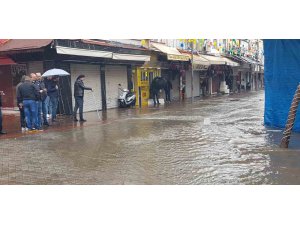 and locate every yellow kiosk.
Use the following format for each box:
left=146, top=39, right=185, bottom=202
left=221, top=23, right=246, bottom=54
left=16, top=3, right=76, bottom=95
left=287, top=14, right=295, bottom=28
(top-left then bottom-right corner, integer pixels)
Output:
left=134, top=66, right=161, bottom=107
